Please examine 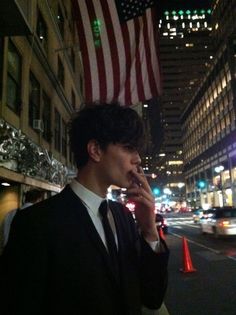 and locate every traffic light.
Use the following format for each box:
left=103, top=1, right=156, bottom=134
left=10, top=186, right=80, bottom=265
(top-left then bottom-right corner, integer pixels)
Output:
left=153, top=187, right=161, bottom=196
left=196, top=180, right=206, bottom=189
